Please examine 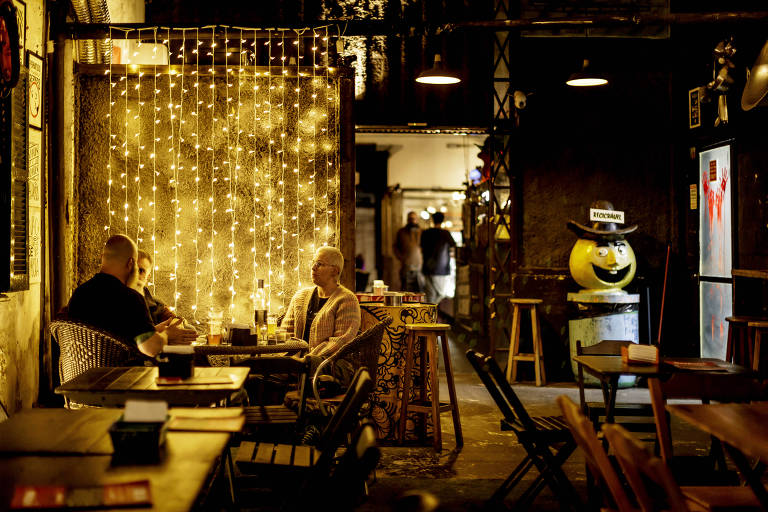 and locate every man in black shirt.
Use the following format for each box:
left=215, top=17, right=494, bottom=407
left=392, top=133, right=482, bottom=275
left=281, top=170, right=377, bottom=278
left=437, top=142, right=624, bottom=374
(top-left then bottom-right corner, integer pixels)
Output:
left=67, top=235, right=196, bottom=357
left=420, top=212, right=457, bottom=306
